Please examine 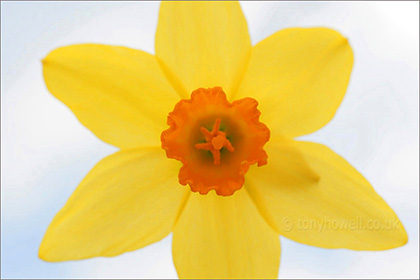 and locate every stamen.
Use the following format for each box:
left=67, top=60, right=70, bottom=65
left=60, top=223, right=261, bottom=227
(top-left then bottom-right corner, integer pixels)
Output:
left=195, top=118, right=235, bottom=165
